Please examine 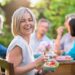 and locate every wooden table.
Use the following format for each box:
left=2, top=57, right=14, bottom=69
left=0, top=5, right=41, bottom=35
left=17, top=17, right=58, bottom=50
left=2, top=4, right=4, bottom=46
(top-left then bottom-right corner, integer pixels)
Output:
left=44, top=61, right=75, bottom=75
